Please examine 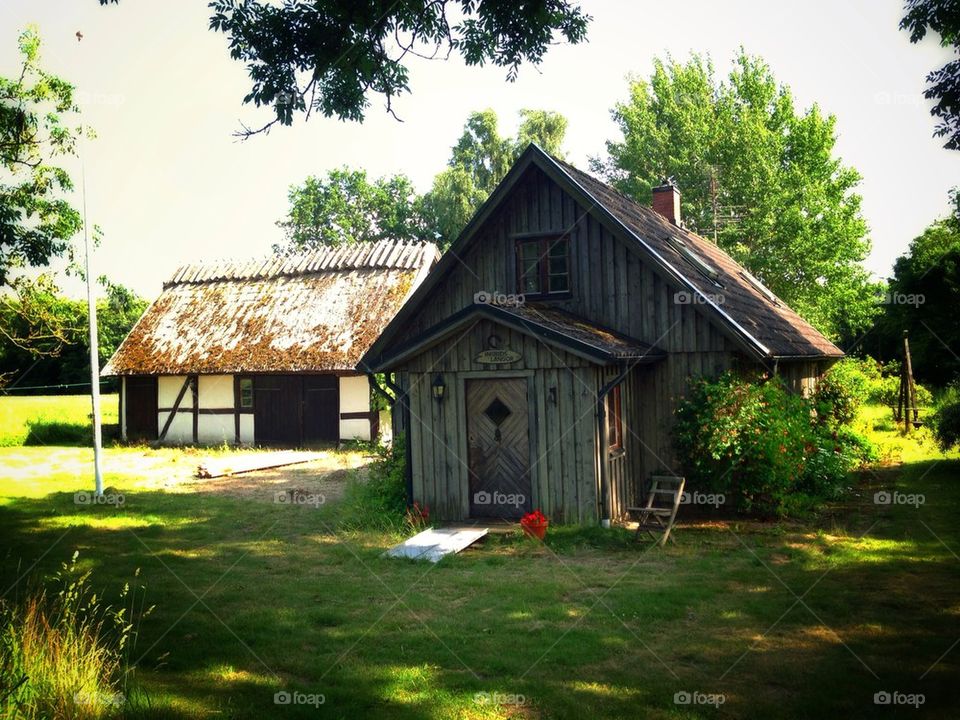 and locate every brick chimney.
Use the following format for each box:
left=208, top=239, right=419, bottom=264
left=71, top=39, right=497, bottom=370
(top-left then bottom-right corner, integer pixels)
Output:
left=652, top=181, right=681, bottom=225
